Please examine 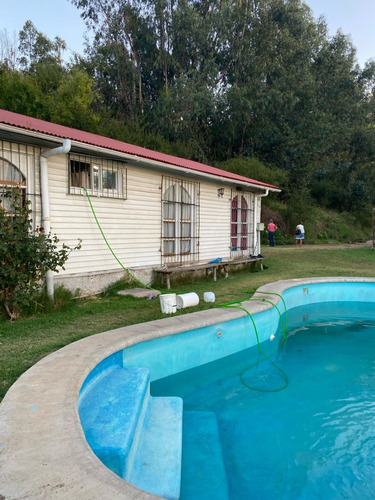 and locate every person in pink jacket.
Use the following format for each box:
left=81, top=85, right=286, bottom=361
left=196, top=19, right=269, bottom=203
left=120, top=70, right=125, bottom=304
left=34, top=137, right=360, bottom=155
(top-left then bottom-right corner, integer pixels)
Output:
left=267, top=219, right=277, bottom=247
